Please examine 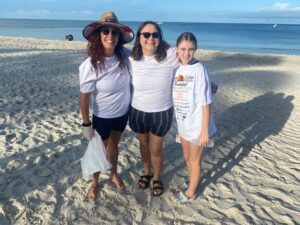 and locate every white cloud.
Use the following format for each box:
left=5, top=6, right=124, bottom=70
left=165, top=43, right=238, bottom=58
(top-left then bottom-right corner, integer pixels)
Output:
left=273, top=2, right=289, bottom=10
left=99, top=0, right=118, bottom=2
left=3, top=9, right=95, bottom=19
left=70, top=10, right=94, bottom=15
left=291, top=6, right=300, bottom=11
left=98, top=0, right=146, bottom=4
left=16, top=0, right=58, bottom=2
left=15, top=9, right=50, bottom=16
left=272, top=2, right=300, bottom=11
left=36, top=0, right=58, bottom=2
left=129, top=0, right=147, bottom=5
